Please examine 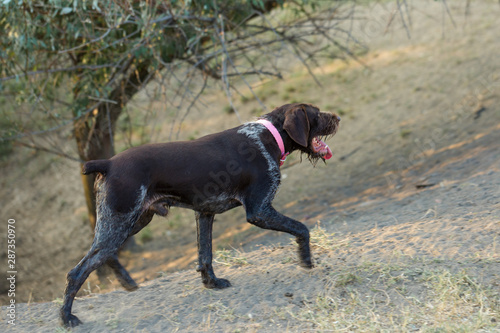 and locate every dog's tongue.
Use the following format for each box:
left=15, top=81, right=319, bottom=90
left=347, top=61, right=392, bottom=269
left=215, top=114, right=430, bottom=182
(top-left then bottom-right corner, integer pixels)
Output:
left=324, top=144, right=333, bottom=159
left=313, top=138, right=333, bottom=160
